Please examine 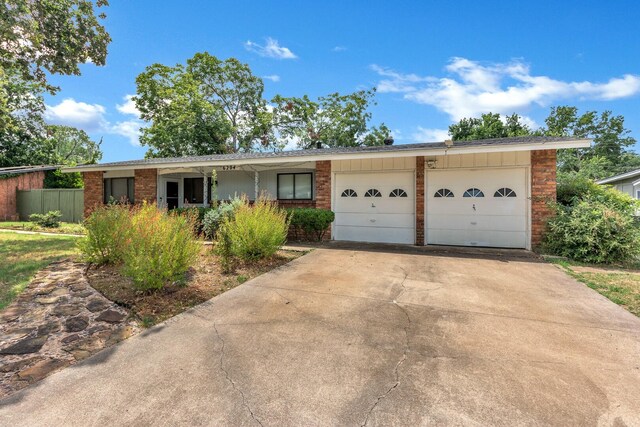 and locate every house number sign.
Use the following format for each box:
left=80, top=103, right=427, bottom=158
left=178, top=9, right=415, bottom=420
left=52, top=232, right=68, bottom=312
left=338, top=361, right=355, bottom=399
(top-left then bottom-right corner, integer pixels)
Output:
left=222, top=165, right=237, bottom=171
